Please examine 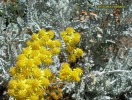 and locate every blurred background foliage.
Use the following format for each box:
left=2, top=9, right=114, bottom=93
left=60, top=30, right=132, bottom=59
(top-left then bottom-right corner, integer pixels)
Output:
left=0, top=0, right=132, bottom=100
